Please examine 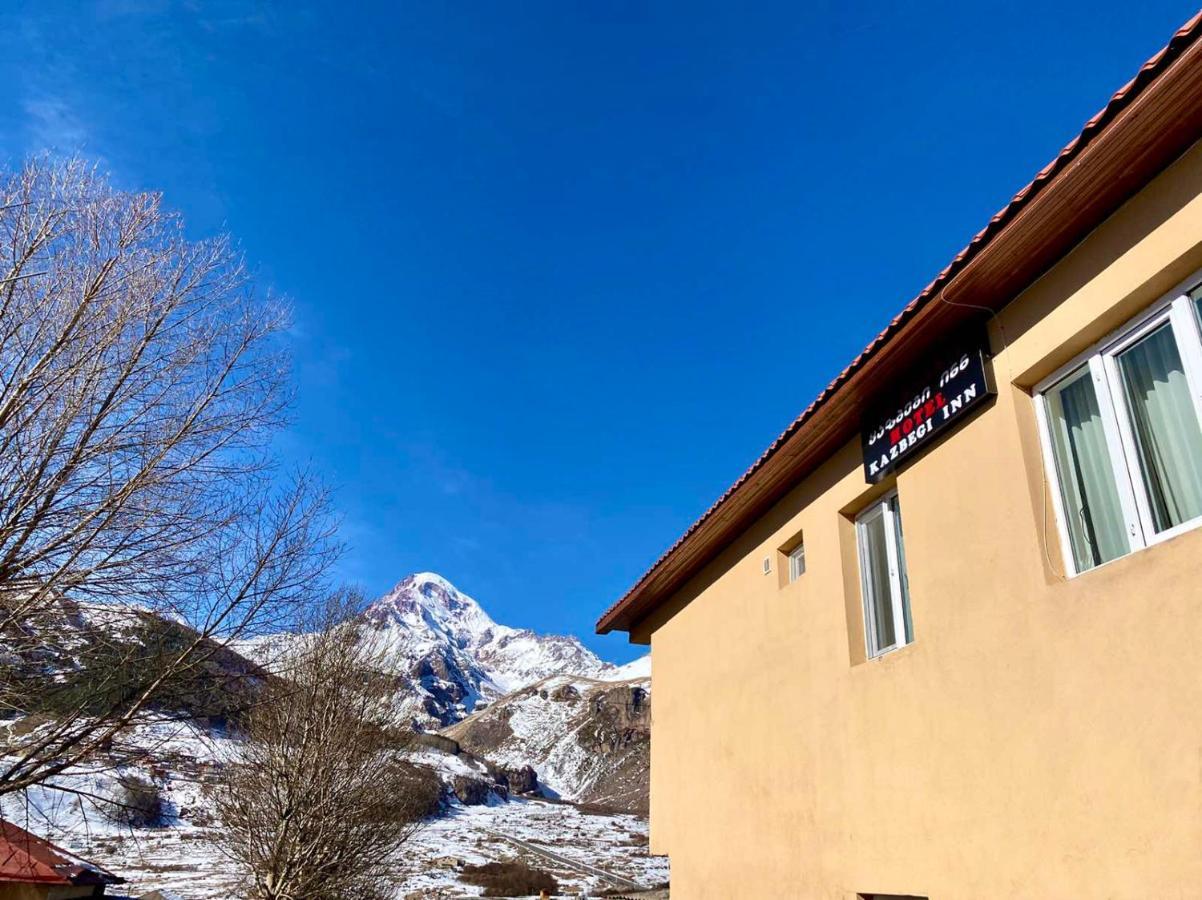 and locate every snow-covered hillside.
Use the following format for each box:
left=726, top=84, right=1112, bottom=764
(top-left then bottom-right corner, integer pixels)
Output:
left=3, top=715, right=668, bottom=899
left=445, top=671, right=651, bottom=814
left=3, top=573, right=659, bottom=896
